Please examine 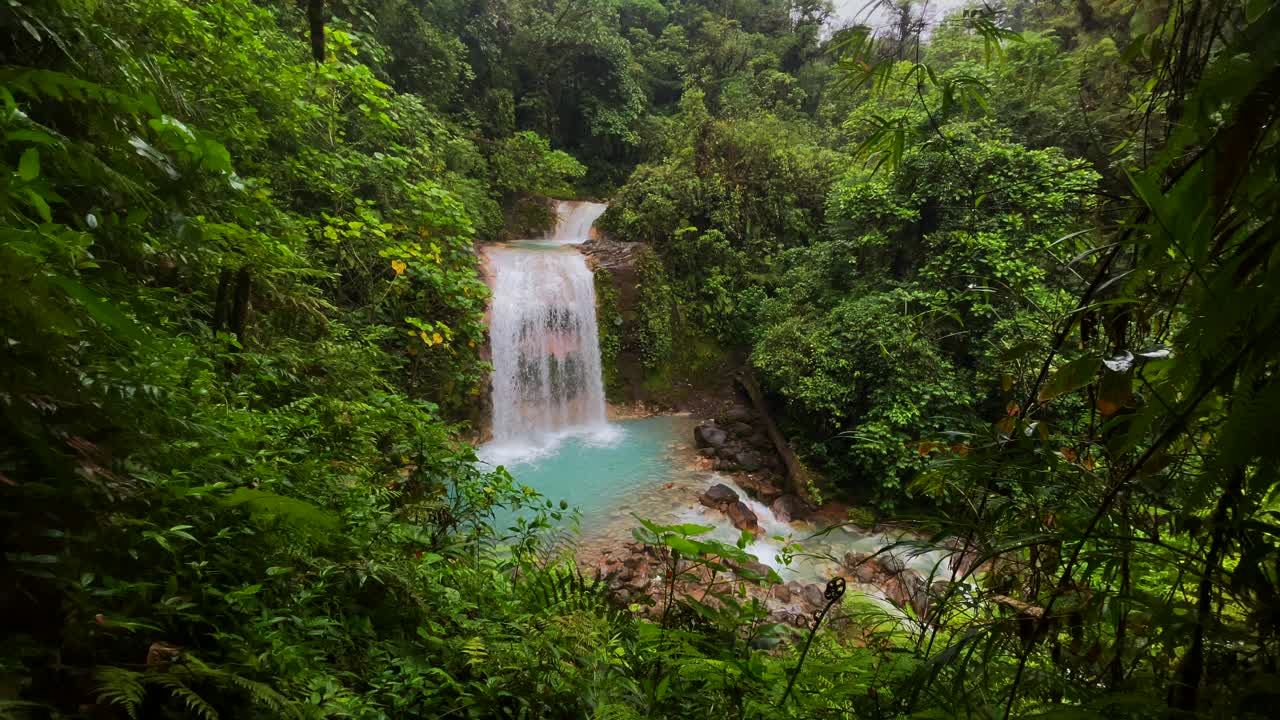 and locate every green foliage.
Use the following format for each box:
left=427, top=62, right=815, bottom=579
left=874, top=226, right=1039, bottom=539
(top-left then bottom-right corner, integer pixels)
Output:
left=594, top=267, right=624, bottom=399
left=755, top=288, right=971, bottom=501
left=6, top=1, right=1280, bottom=719
left=632, top=245, right=674, bottom=371
left=491, top=130, right=587, bottom=198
